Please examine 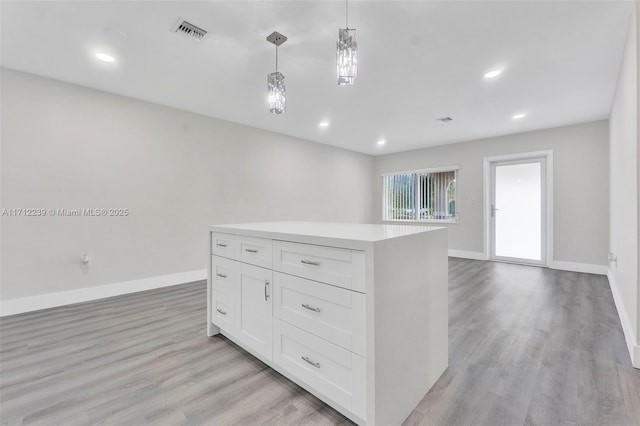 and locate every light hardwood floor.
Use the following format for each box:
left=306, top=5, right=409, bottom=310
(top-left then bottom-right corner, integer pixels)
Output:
left=1, top=258, right=639, bottom=425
